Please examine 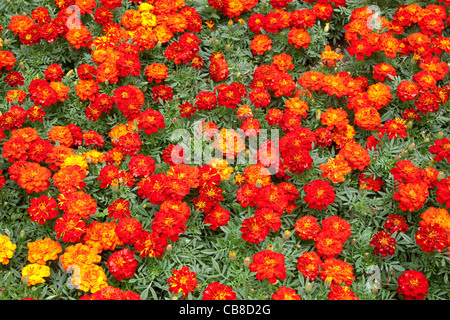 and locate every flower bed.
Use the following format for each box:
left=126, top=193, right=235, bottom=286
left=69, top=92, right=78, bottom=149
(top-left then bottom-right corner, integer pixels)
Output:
left=0, top=0, right=450, bottom=301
